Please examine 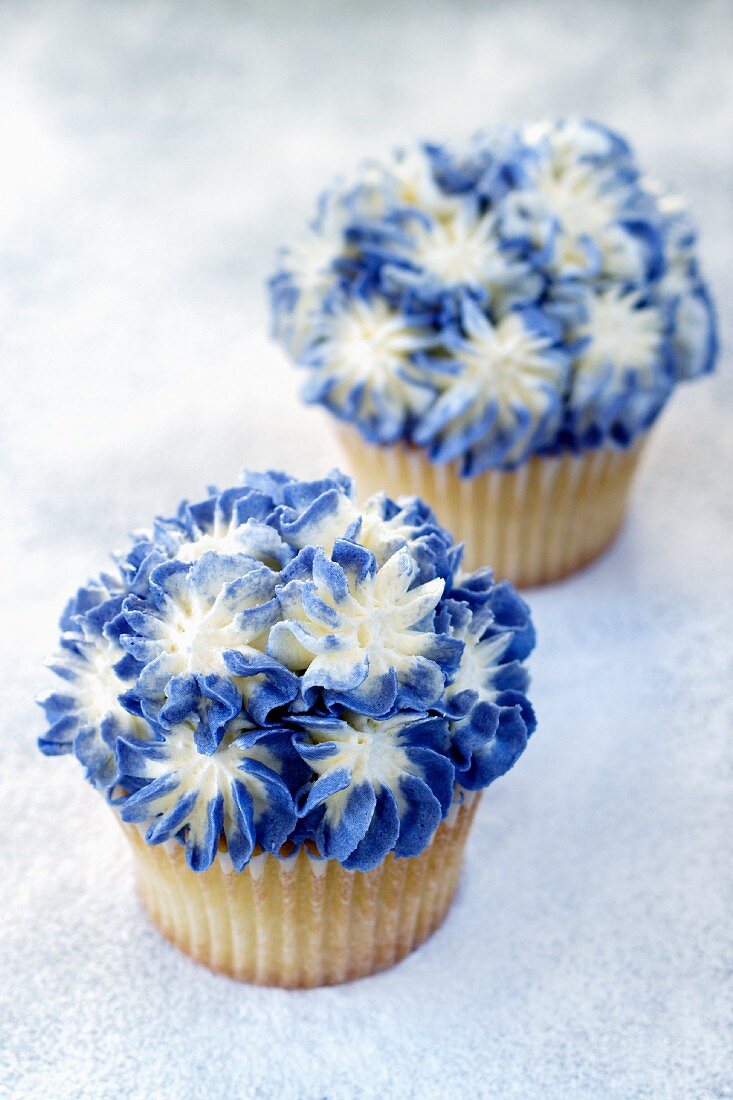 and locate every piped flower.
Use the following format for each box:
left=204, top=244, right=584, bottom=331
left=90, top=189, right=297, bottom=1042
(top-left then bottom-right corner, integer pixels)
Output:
left=412, top=299, right=570, bottom=473
left=292, top=711, right=454, bottom=870
left=299, top=290, right=438, bottom=445
left=270, top=540, right=462, bottom=716
left=565, top=286, right=670, bottom=444
left=441, top=576, right=536, bottom=790
left=121, top=555, right=297, bottom=749
left=276, top=476, right=459, bottom=584
left=118, top=482, right=295, bottom=605
left=38, top=577, right=149, bottom=789
left=117, top=717, right=301, bottom=872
